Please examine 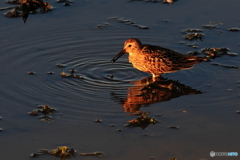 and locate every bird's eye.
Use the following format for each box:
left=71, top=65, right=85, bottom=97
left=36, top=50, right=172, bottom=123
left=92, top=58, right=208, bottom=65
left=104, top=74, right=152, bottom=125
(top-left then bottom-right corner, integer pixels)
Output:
left=128, top=45, right=132, bottom=47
